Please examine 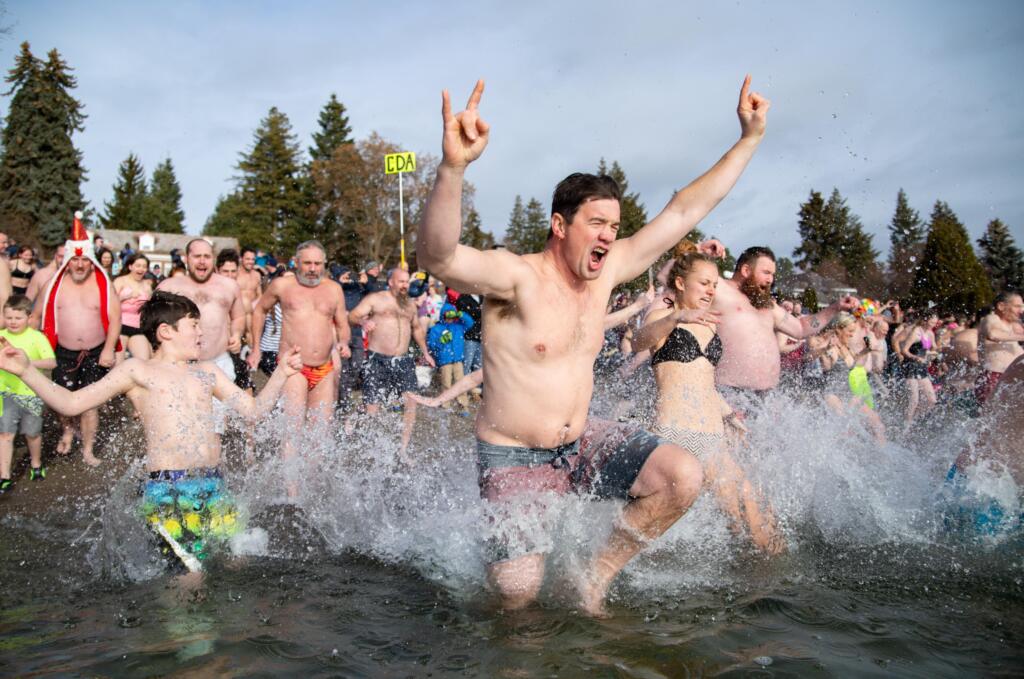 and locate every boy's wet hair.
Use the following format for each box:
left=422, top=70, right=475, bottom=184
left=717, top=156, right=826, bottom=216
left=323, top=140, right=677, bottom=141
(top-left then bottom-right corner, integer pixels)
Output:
left=141, top=291, right=200, bottom=350
left=3, top=294, right=33, bottom=315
